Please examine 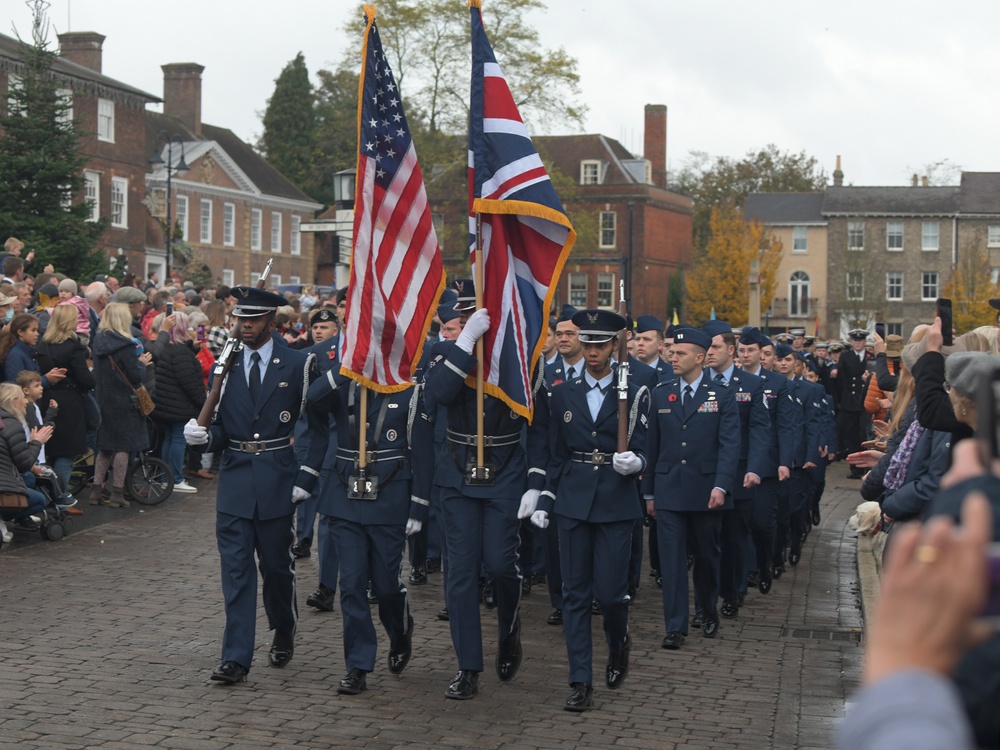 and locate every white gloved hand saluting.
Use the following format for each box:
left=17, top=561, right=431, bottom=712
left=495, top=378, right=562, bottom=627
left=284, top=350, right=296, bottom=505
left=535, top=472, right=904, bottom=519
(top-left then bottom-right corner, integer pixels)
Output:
left=612, top=451, right=643, bottom=476
left=456, top=308, right=491, bottom=354
left=530, top=510, right=549, bottom=529
left=183, top=418, right=208, bottom=446
left=517, top=488, right=541, bottom=519
left=291, top=487, right=310, bottom=505
left=405, top=518, right=423, bottom=536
